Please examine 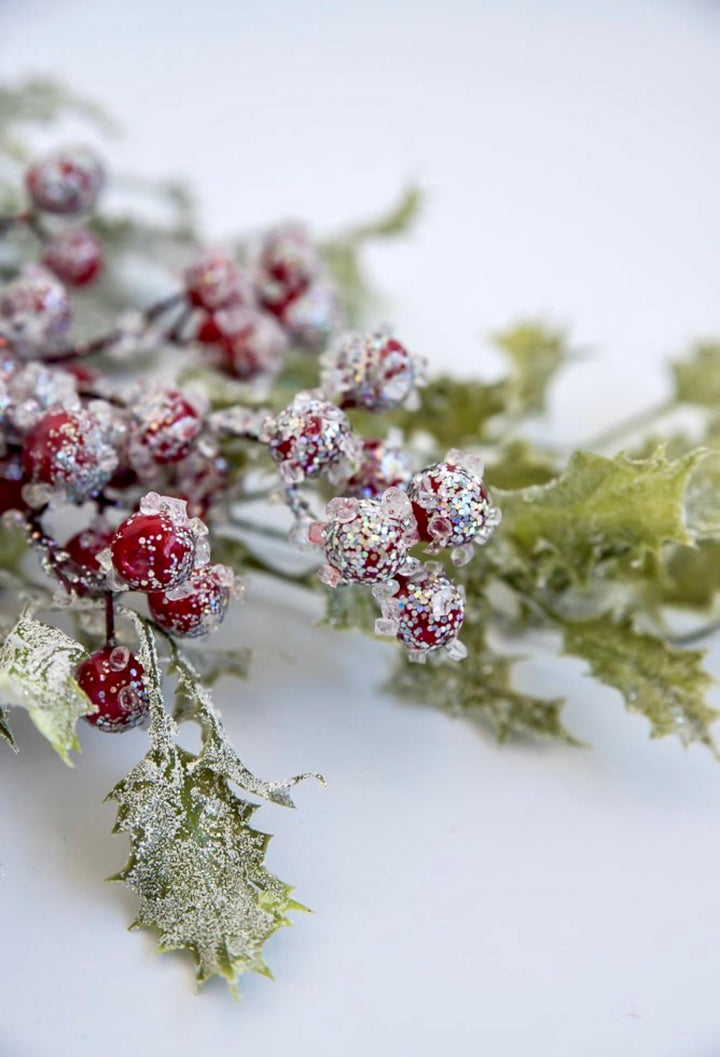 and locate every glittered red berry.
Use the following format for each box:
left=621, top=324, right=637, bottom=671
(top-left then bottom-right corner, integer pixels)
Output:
left=0, top=265, right=72, bottom=354
left=268, top=390, right=356, bottom=483
left=110, top=509, right=197, bottom=592
left=345, top=436, right=413, bottom=499
left=256, top=223, right=319, bottom=313
left=321, top=330, right=424, bottom=411
left=25, top=146, right=104, bottom=216
left=148, top=563, right=236, bottom=638
left=42, top=227, right=103, bottom=287
left=64, top=521, right=114, bottom=595
left=212, top=306, right=288, bottom=381
left=184, top=249, right=252, bottom=311
left=315, top=491, right=416, bottom=586
left=77, top=645, right=149, bottom=733
left=22, top=408, right=118, bottom=502
left=375, top=566, right=466, bottom=657
left=128, top=389, right=204, bottom=469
